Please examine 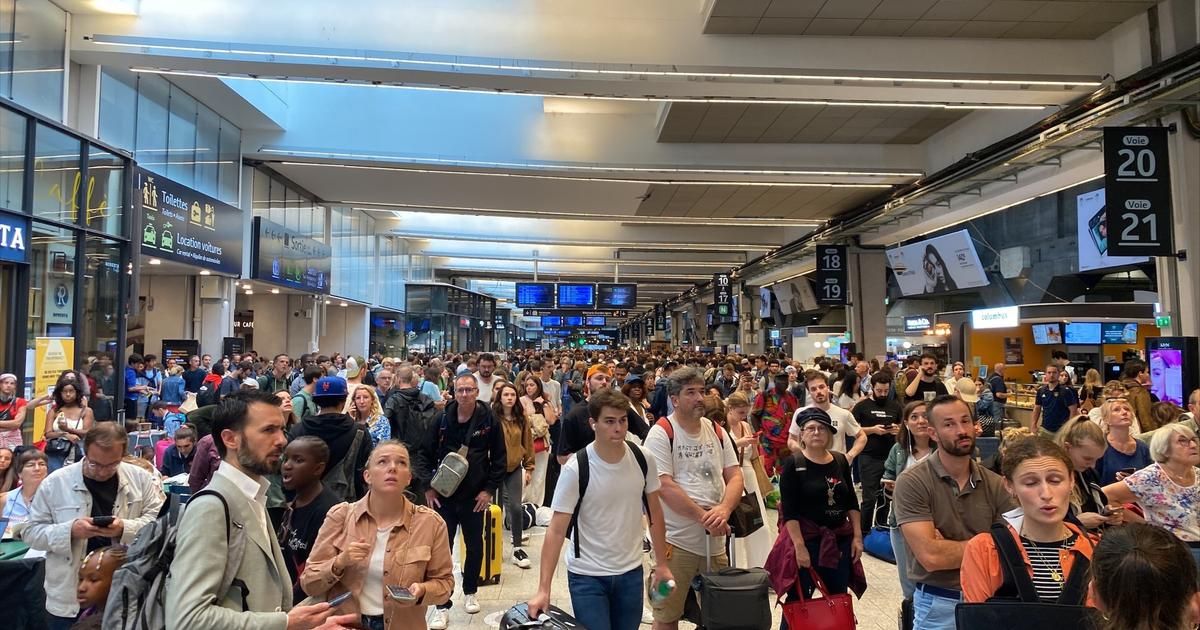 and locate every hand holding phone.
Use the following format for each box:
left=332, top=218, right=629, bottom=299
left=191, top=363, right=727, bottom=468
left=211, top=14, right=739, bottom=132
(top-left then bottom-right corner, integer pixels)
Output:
left=387, top=585, right=417, bottom=603
left=92, top=515, right=115, bottom=528
left=327, top=591, right=353, bottom=607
